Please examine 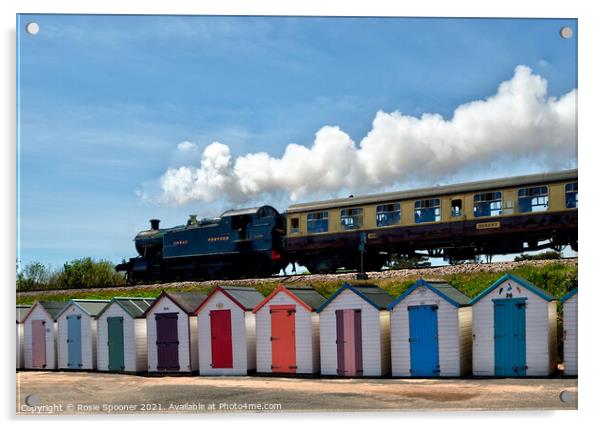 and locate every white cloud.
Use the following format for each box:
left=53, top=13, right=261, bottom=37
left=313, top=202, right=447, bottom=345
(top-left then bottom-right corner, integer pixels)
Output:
left=176, top=141, right=199, bottom=152
left=156, top=65, right=577, bottom=206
